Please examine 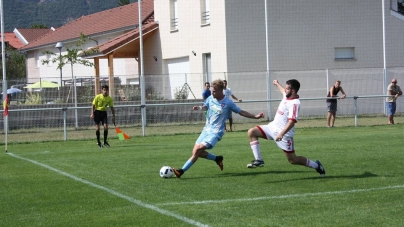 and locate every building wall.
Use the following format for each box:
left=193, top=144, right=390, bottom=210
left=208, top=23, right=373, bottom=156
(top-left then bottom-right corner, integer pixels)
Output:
left=265, top=0, right=384, bottom=71
left=224, top=0, right=267, bottom=73
left=223, top=0, right=404, bottom=72
left=386, top=8, right=404, bottom=68
left=24, top=30, right=139, bottom=85
left=154, top=0, right=228, bottom=74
